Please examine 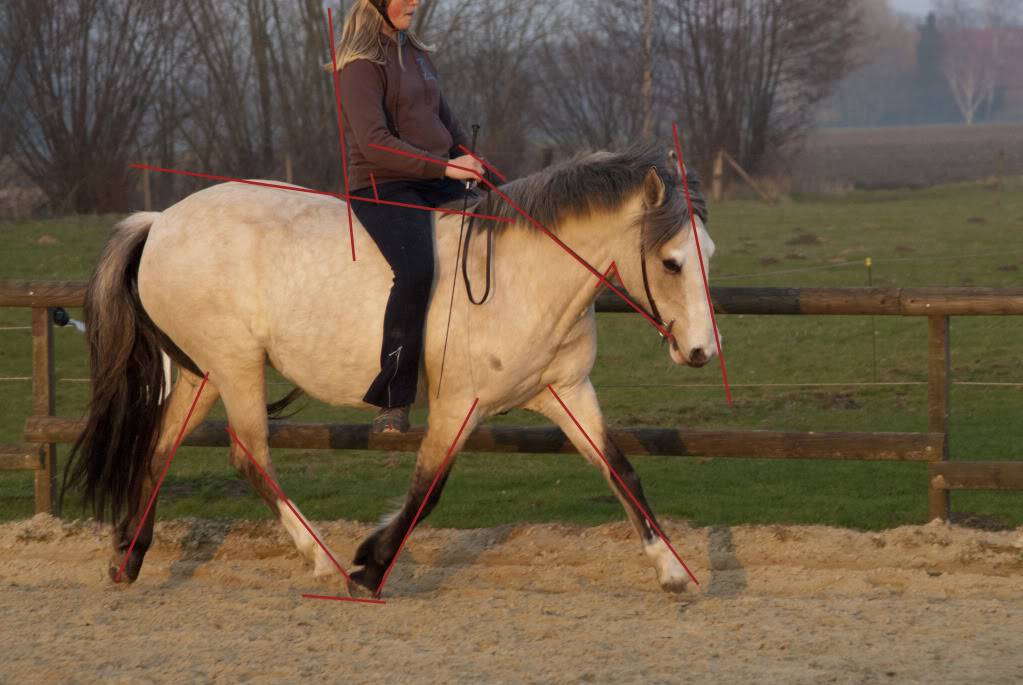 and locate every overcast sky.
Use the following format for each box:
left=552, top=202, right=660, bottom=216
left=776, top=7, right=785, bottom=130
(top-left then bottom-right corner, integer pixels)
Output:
left=890, top=0, right=933, bottom=16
